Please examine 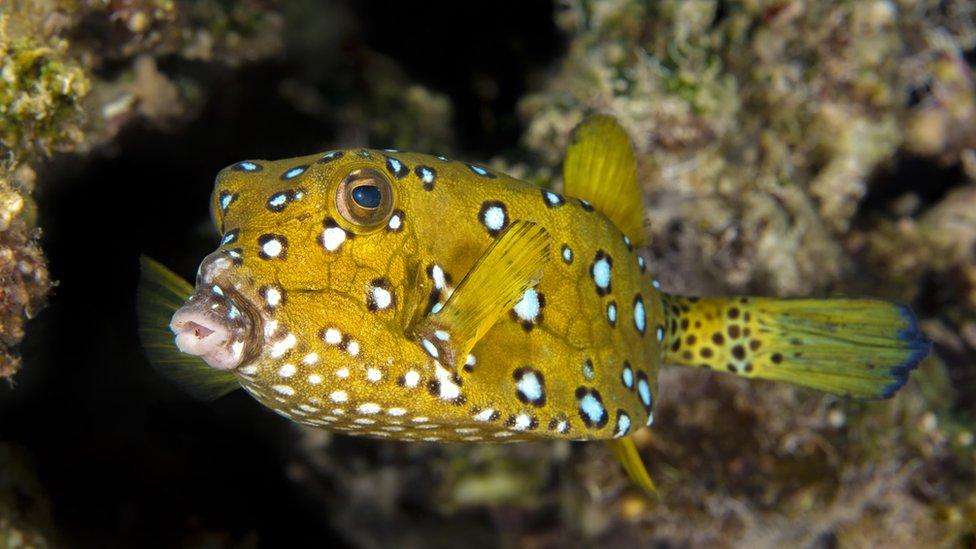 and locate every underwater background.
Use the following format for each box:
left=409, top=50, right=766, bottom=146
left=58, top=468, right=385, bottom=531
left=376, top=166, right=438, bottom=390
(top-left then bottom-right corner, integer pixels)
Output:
left=0, top=0, right=975, bottom=546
